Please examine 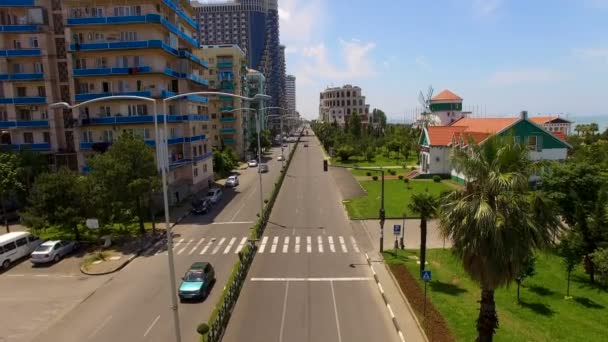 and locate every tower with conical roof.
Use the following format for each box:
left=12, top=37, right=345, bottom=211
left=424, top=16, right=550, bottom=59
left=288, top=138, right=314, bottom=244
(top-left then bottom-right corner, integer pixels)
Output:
left=429, top=90, right=468, bottom=126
